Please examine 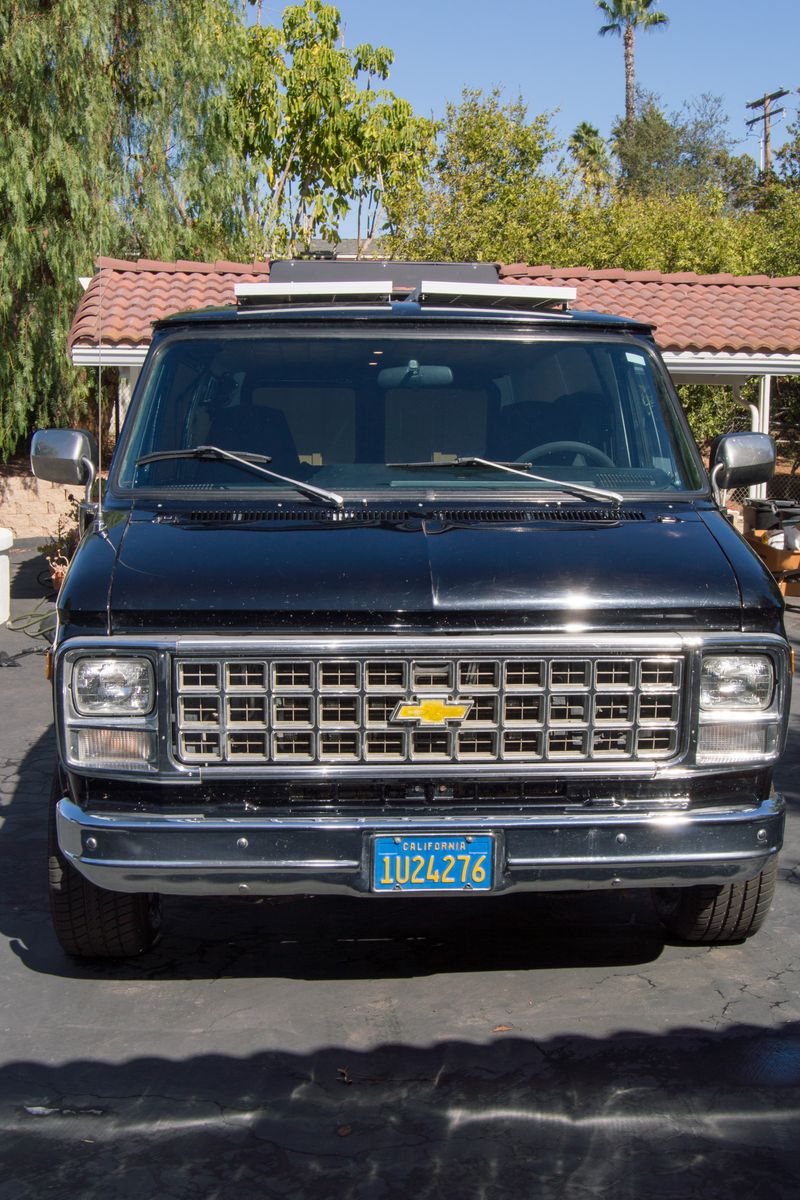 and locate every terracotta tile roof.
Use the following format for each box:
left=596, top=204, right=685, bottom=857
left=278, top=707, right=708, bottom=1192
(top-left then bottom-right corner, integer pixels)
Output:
left=68, top=257, right=270, bottom=351
left=68, top=257, right=800, bottom=357
left=500, top=264, right=800, bottom=355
